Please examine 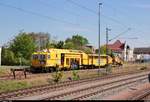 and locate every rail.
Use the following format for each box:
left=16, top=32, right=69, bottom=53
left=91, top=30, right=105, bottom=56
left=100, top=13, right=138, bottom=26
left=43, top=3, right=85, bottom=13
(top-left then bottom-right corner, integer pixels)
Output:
left=131, top=89, right=150, bottom=100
